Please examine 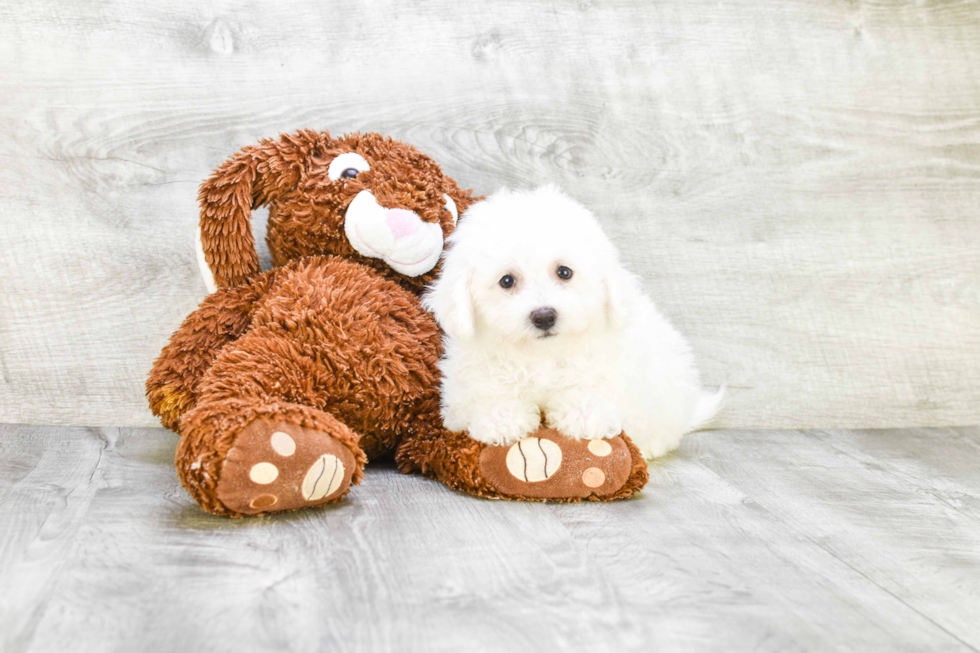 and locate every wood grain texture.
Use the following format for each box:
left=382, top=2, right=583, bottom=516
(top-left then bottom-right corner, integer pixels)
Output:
left=0, top=0, right=978, bottom=428
left=1, top=423, right=979, bottom=652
